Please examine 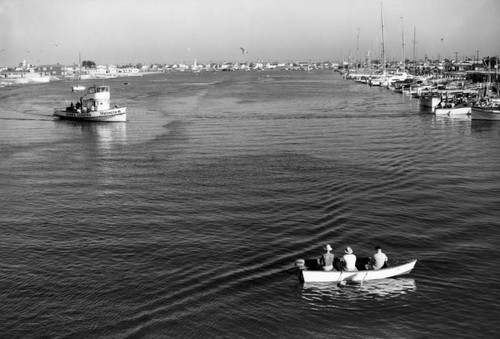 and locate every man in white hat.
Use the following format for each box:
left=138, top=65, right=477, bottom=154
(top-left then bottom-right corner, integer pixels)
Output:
left=340, top=246, right=357, bottom=271
left=318, top=244, right=335, bottom=271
